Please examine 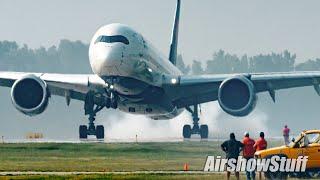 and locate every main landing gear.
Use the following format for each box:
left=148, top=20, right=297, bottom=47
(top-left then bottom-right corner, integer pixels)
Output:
left=79, top=105, right=104, bottom=139
left=79, top=91, right=118, bottom=139
left=183, top=104, right=208, bottom=139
